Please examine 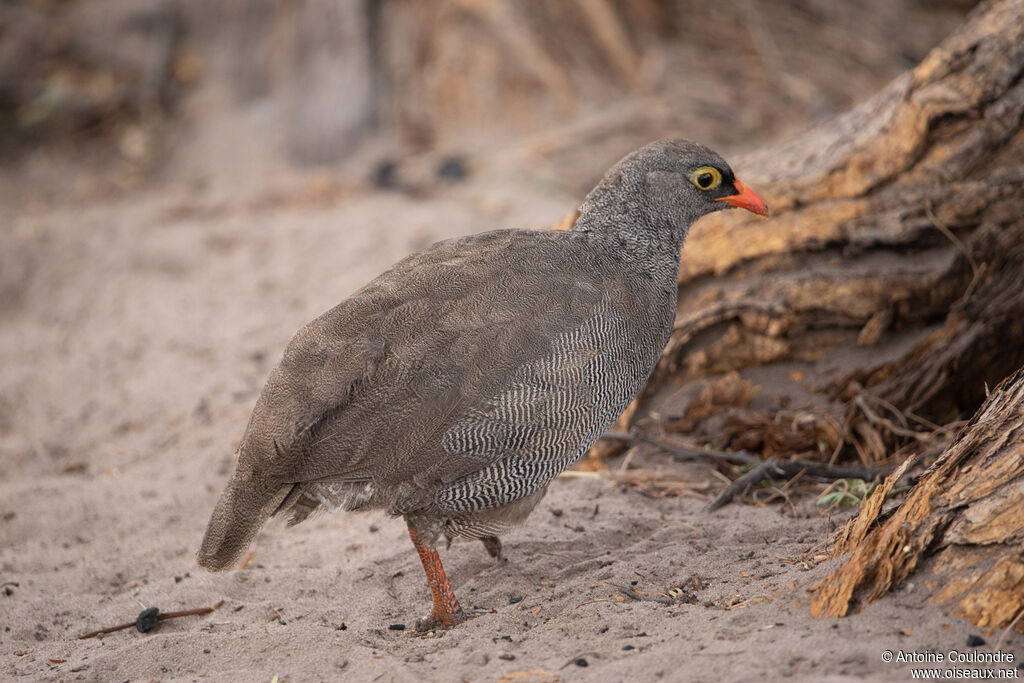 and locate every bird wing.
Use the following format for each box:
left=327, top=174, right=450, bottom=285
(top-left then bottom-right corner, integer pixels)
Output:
left=239, top=229, right=669, bottom=515
left=426, top=289, right=649, bottom=516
